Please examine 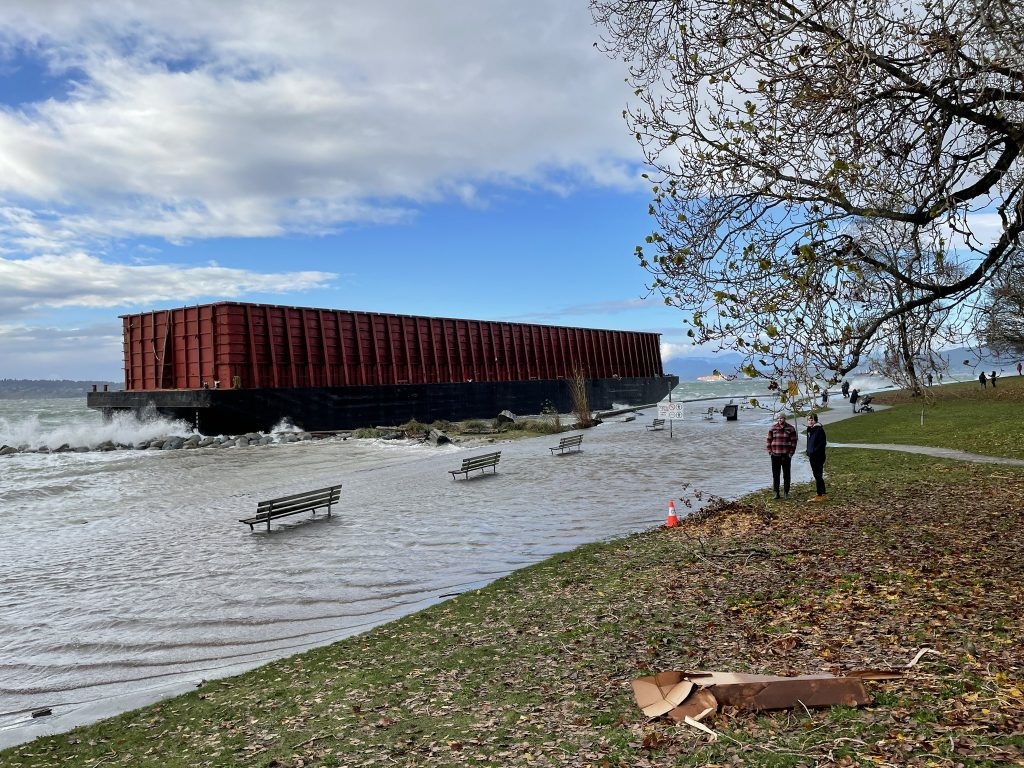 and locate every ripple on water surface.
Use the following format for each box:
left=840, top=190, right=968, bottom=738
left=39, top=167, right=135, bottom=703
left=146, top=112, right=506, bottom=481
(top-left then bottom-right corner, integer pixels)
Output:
left=0, top=399, right=805, bottom=746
